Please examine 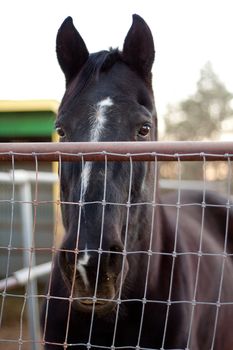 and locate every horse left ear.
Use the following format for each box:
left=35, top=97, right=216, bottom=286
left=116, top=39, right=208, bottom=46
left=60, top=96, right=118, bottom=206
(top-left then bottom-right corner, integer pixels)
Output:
left=122, top=14, right=155, bottom=80
left=56, top=17, right=89, bottom=85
